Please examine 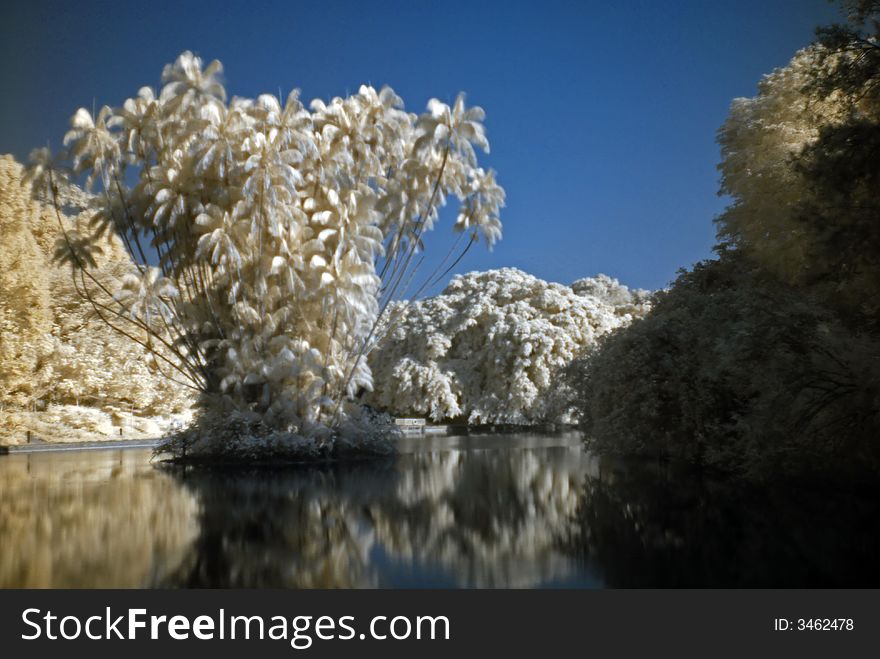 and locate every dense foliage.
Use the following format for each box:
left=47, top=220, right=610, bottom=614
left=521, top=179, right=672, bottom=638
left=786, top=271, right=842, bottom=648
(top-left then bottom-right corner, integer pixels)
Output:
left=28, top=52, right=503, bottom=457
left=367, top=268, right=649, bottom=424
left=0, top=156, right=52, bottom=411
left=569, top=3, right=880, bottom=478
left=716, top=21, right=880, bottom=320
left=1, top=156, right=191, bottom=443
left=569, top=253, right=880, bottom=478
